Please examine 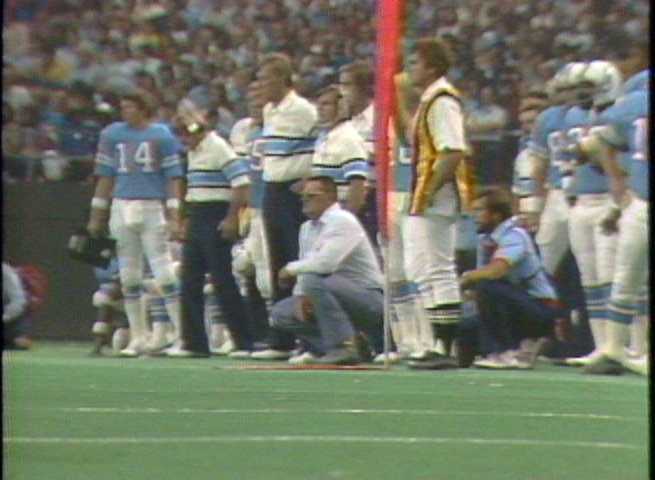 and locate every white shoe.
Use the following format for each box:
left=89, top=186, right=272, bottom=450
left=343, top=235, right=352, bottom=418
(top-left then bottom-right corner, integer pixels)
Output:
left=250, top=349, right=292, bottom=360
left=145, top=333, right=172, bottom=353
left=119, top=339, right=146, bottom=358
left=373, top=352, right=401, bottom=364
left=621, top=354, right=649, bottom=376
left=473, top=352, right=520, bottom=369
left=288, top=351, right=318, bottom=365
left=209, top=324, right=231, bottom=350
left=564, top=349, right=603, bottom=366
left=211, top=339, right=235, bottom=356
left=228, top=350, right=252, bottom=359
left=112, top=328, right=130, bottom=353
left=408, top=350, right=433, bottom=361
left=165, top=347, right=209, bottom=358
